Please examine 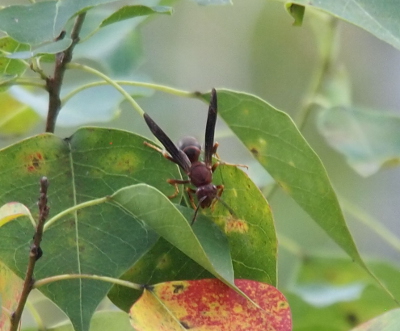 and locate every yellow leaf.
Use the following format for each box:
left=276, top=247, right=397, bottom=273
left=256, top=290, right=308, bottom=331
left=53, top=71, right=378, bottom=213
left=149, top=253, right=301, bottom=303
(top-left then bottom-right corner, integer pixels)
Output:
left=0, top=202, right=35, bottom=228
